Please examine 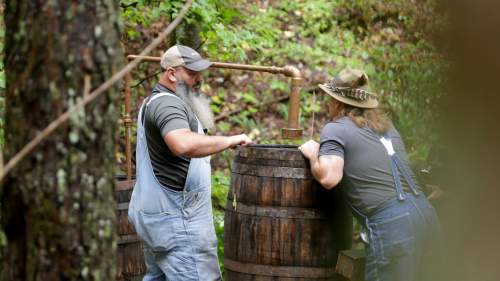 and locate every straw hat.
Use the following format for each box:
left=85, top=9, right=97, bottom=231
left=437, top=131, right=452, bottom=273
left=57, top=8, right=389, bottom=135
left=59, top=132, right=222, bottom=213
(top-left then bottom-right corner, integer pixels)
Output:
left=318, top=68, right=378, bottom=109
